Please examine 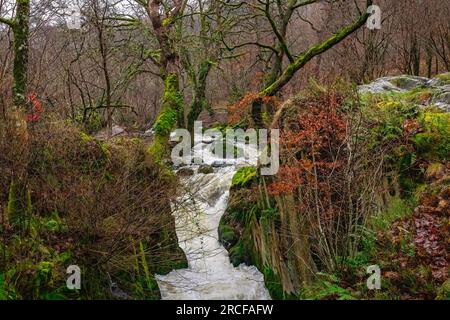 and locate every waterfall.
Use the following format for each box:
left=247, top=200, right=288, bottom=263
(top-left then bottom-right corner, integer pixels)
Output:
left=155, top=136, right=271, bottom=300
